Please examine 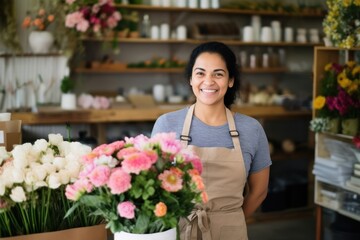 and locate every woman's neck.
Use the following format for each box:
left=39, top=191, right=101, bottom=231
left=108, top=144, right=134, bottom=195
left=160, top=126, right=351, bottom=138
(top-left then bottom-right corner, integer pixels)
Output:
left=193, top=103, right=228, bottom=126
